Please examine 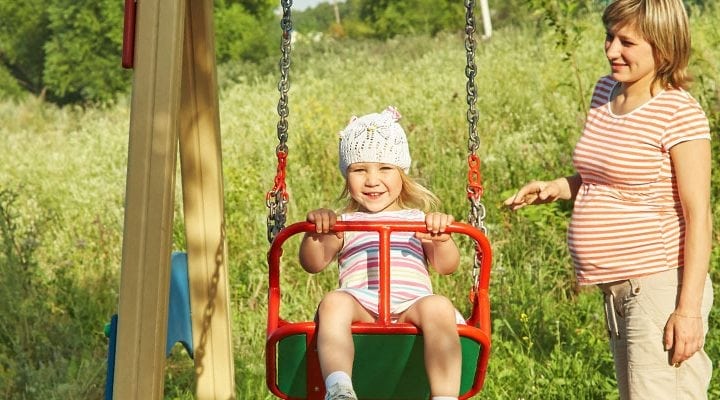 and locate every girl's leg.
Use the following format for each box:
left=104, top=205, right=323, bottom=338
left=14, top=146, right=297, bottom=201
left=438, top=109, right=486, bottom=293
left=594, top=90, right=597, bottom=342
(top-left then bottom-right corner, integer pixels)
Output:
left=399, top=295, right=461, bottom=397
left=316, top=290, right=374, bottom=379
